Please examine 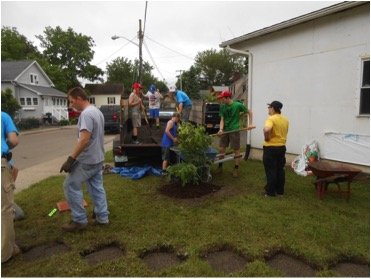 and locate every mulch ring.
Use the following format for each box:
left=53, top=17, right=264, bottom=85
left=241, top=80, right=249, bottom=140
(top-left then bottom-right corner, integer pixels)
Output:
left=80, top=241, right=125, bottom=266
left=158, top=182, right=221, bottom=199
left=139, top=244, right=188, bottom=272
left=21, top=241, right=69, bottom=262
